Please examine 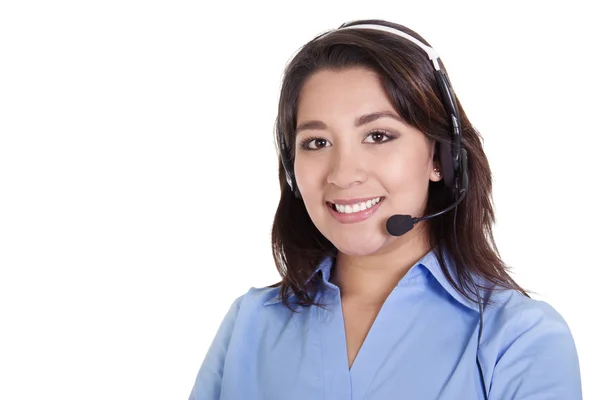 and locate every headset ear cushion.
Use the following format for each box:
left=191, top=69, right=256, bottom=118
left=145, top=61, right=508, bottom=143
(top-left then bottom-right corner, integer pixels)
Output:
left=438, top=141, right=455, bottom=189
